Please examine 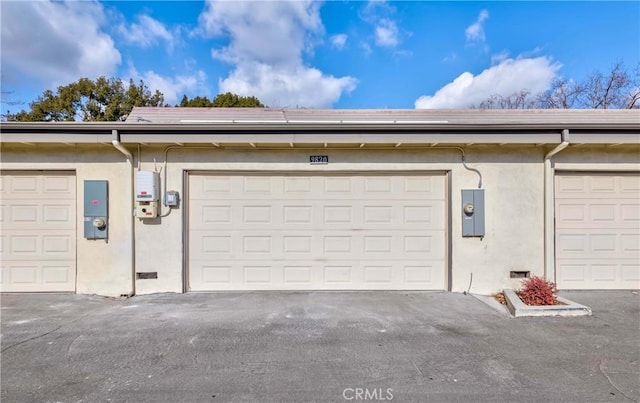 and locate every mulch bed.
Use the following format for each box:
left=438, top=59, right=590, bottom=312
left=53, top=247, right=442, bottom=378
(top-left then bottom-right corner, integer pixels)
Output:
left=493, top=292, right=507, bottom=305
left=493, top=291, right=563, bottom=306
